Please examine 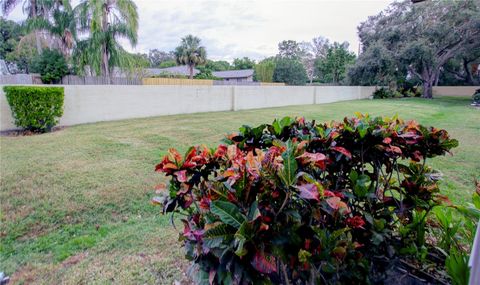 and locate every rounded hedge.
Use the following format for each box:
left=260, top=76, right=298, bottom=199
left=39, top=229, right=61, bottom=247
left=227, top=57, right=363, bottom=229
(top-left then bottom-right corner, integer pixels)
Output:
left=3, top=86, right=64, bottom=132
